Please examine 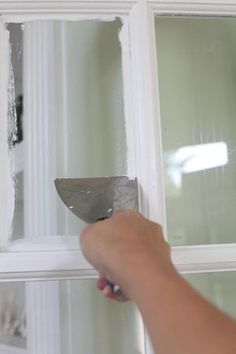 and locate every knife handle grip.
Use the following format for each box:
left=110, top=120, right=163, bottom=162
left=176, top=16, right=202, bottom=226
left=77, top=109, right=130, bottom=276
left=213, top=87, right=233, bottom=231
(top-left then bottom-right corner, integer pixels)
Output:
left=96, top=216, right=127, bottom=301
left=106, top=280, right=127, bottom=301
